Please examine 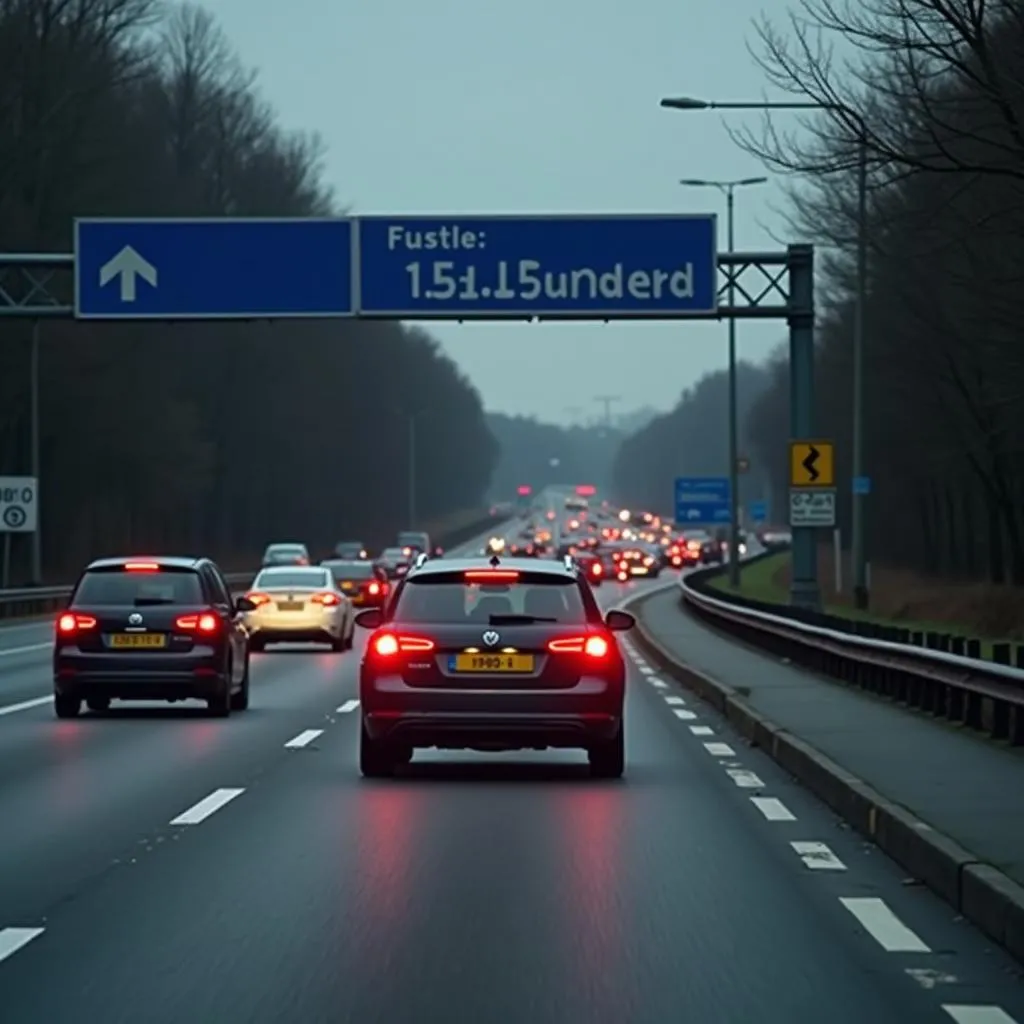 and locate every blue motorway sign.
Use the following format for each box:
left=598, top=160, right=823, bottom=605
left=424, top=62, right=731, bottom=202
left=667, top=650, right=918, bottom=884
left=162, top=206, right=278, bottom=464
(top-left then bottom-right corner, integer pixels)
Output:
left=357, top=214, right=718, bottom=319
left=74, top=218, right=354, bottom=319
left=674, top=476, right=731, bottom=525
left=749, top=500, right=767, bottom=522
left=852, top=475, right=871, bottom=495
